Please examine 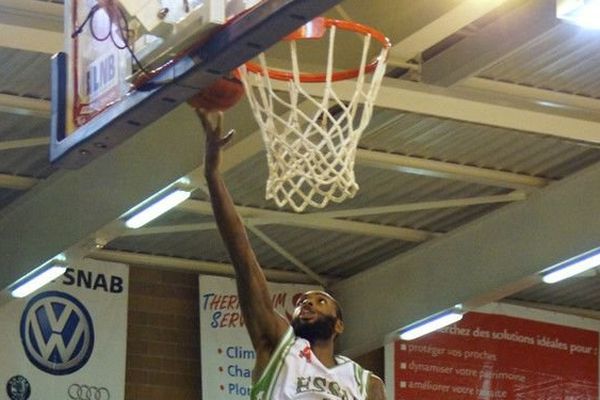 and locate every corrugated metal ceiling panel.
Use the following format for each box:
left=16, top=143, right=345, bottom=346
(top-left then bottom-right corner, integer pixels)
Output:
left=0, top=188, right=26, bottom=210
left=0, top=49, right=52, bottom=99
left=509, top=275, right=600, bottom=311
left=223, top=150, right=508, bottom=217
left=253, top=224, right=418, bottom=278
left=480, top=24, right=600, bottom=99
left=0, top=147, right=55, bottom=177
left=0, top=112, right=49, bottom=141
left=108, top=229, right=300, bottom=272
left=361, top=109, right=600, bottom=179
